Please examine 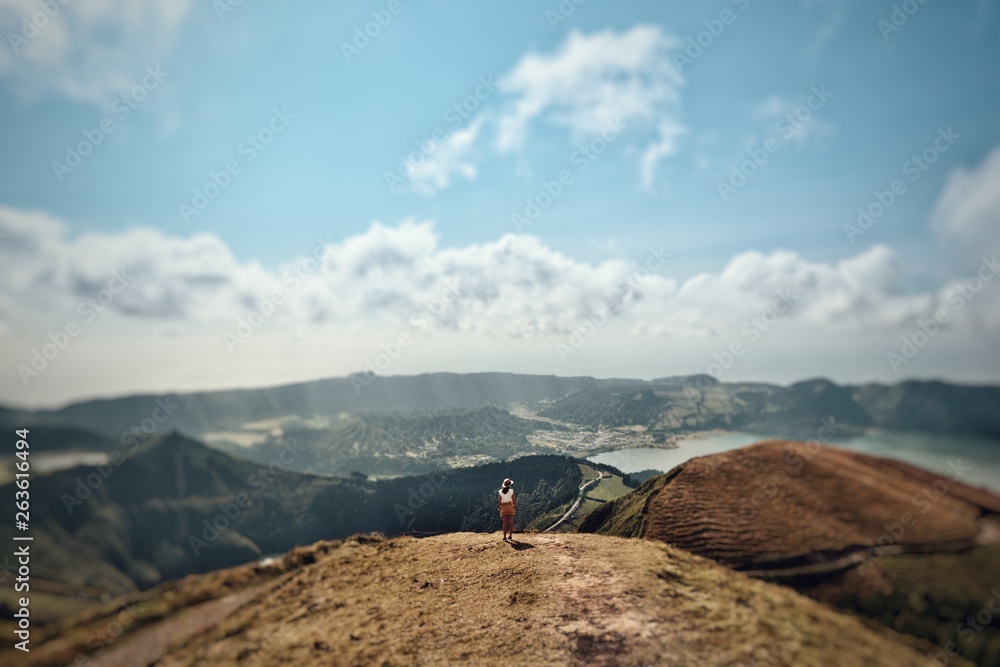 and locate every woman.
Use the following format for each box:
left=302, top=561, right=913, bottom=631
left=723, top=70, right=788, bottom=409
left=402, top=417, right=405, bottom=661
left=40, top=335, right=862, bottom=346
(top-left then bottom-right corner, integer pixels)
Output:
left=498, top=478, right=516, bottom=541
